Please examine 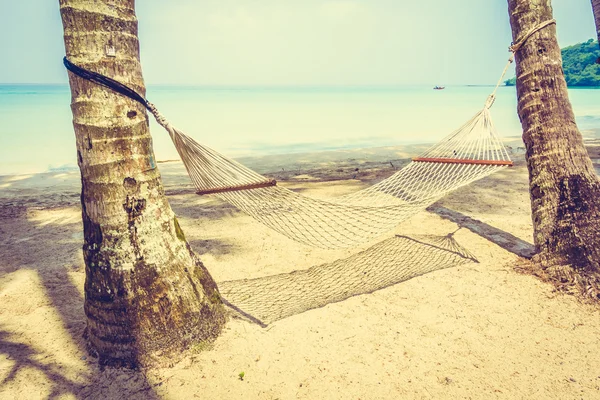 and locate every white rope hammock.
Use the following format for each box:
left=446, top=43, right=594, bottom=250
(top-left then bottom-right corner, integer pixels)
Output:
left=64, top=20, right=559, bottom=249
left=149, top=100, right=512, bottom=249
left=145, top=18, right=565, bottom=249
left=63, top=20, right=556, bottom=248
